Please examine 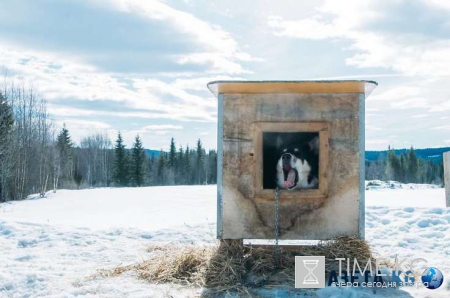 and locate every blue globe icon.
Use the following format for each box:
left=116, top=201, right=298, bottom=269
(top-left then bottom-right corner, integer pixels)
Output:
left=421, top=267, right=444, bottom=289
